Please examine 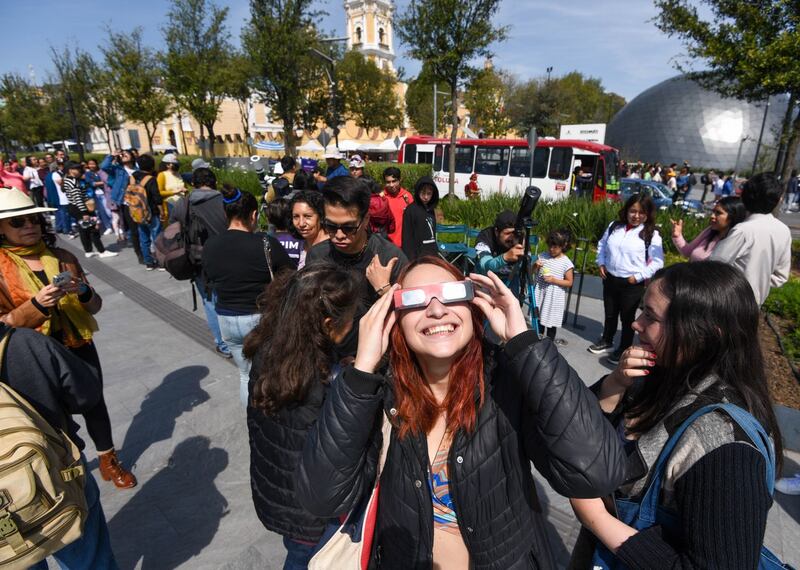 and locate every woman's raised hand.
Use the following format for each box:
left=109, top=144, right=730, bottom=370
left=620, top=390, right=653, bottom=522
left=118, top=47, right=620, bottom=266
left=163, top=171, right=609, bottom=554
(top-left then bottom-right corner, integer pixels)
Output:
left=670, top=218, right=684, bottom=239
left=354, top=284, right=399, bottom=374
left=607, top=346, right=657, bottom=390
left=468, top=271, right=528, bottom=342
